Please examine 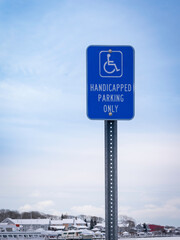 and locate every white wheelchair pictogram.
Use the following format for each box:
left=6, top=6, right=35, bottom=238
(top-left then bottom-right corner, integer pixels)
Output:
left=103, top=53, right=120, bottom=74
